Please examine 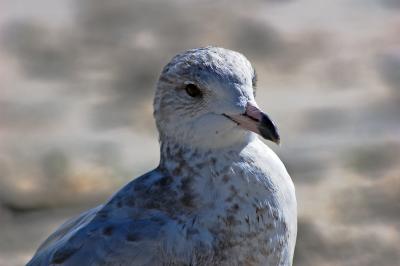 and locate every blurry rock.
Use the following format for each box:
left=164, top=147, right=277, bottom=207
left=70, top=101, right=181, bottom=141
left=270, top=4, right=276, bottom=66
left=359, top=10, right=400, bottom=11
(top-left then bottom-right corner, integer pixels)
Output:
left=324, top=58, right=360, bottom=89
left=41, top=149, right=70, bottom=181
left=1, top=21, right=79, bottom=80
left=335, top=174, right=400, bottom=224
left=352, top=97, right=400, bottom=141
left=76, top=0, right=198, bottom=53
left=345, top=142, right=400, bottom=179
left=379, top=0, right=400, bottom=9
left=0, top=204, right=12, bottom=222
left=90, top=48, right=161, bottom=130
left=232, top=19, right=285, bottom=61
left=301, top=107, right=349, bottom=132
left=233, top=20, right=329, bottom=73
left=280, top=152, right=327, bottom=184
left=0, top=144, right=125, bottom=211
left=0, top=100, right=65, bottom=130
left=76, top=0, right=139, bottom=47
left=295, top=218, right=400, bottom=266
left=376, top=51, right=400, bottom=100
left=294, top=219, right=329, bottom=266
